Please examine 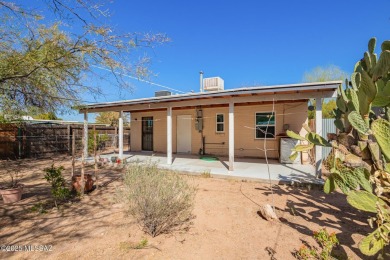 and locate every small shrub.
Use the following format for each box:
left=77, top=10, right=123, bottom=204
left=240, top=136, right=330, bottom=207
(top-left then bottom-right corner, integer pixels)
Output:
left=0, top=167, right=23, bottom=189
left=200, top=170, right=211, bottom=178
left=31, top=202, right=48, bottom=214
left=117, top=162, right=196, bottom=237
left=43, top=165, right=71, bottom=207
left=322, top=153, right=334, bottom=174
left=119, top=238, right=148, bottom=250
left=295, top=228, right=339, bottom=260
